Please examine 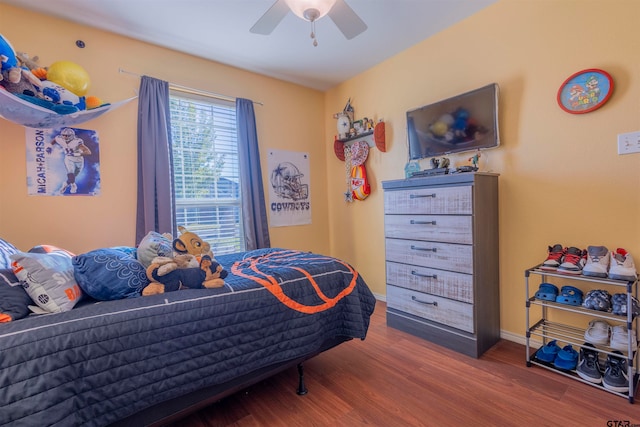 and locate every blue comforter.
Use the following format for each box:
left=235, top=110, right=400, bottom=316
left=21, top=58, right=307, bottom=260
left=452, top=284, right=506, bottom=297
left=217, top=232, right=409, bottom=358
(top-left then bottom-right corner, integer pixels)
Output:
left=0, top=249, right=376, bottom=426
